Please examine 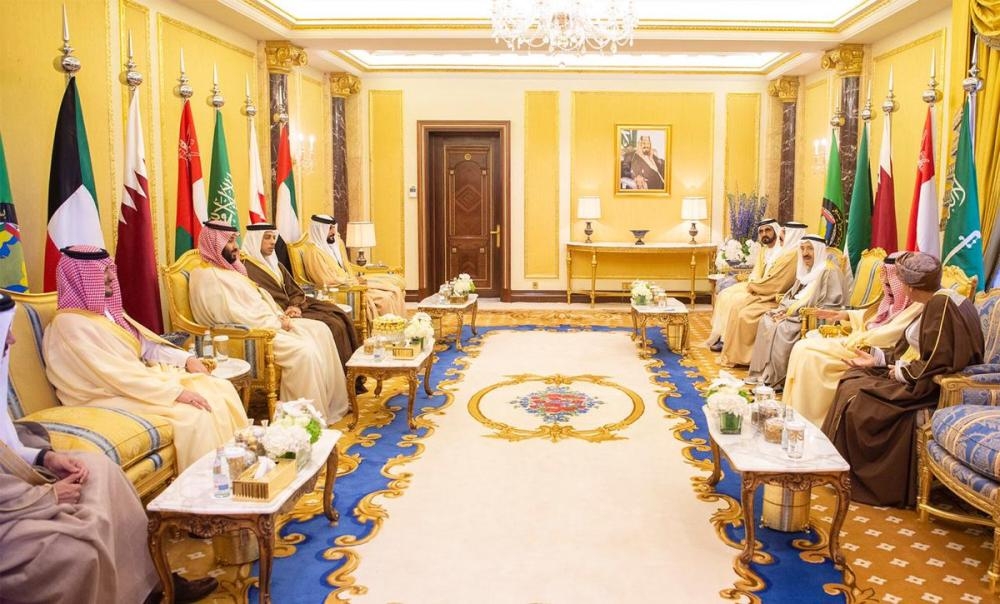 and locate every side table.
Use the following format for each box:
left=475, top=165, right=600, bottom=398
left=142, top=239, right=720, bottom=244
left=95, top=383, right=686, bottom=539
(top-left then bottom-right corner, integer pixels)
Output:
left=630, top=298, right=690, bottom=357
left=147, top=430, right=341, bottom=604
left=416, top=293, right=478, bottom=351
left=211, top=358, right=253, bottom=412
left=345, top=344, right=437, bottom=430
